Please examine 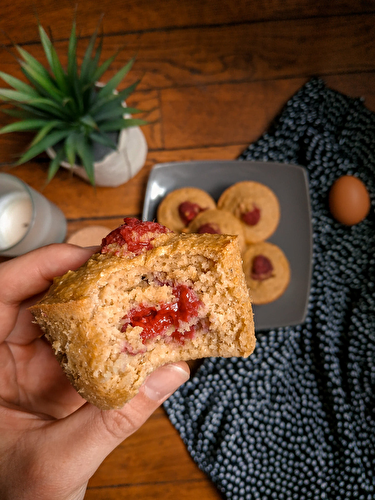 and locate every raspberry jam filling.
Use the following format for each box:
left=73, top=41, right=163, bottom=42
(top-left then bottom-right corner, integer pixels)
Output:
left=101, top=218, right=171, bottom=256
left=121, top=284, right=203, bottom=346
left=197, top=223, right=221, bottom=234
left=178, top=201, right=205, bottom=225
left=241, top=205, right=261, bottom=226
left=251, top=255, right=273, bottom=281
